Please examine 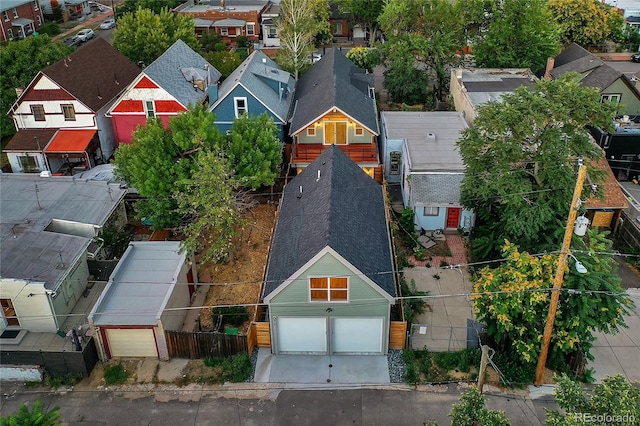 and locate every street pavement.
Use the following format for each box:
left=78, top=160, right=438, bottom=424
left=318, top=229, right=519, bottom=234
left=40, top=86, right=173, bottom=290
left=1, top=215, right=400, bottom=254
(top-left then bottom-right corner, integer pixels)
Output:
left=0, top=383, right=556, bottom=425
